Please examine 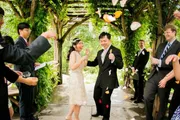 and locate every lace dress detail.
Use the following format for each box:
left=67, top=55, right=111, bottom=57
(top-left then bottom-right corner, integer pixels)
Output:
left=68, top=51, right=87, bottom=105
left=171, top=105, right=180, bottom=120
